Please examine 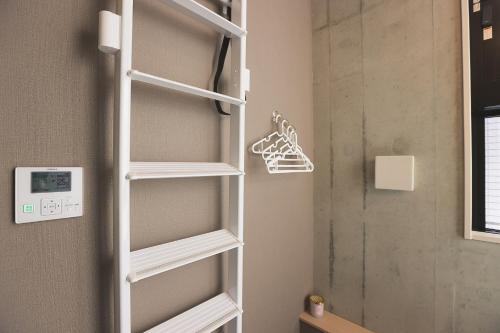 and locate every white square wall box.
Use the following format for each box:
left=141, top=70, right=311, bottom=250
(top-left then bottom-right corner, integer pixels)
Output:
left=15, top=167, right=83, bottom=224
left=375, top=156, right=414, bottom=191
